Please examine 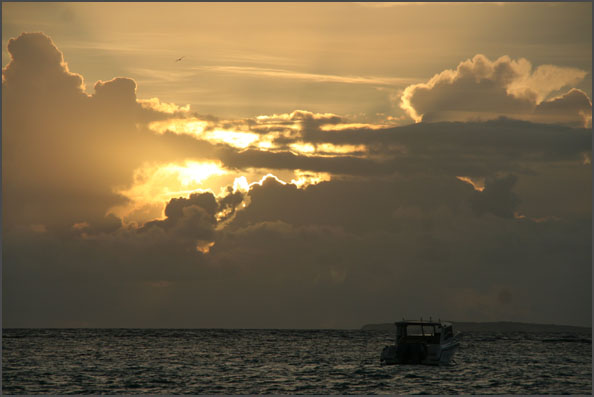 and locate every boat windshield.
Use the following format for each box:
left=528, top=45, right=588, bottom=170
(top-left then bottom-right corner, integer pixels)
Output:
left=405, top=324, right=435, bottom=337
left=396, top=323, right=443, bottom=344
